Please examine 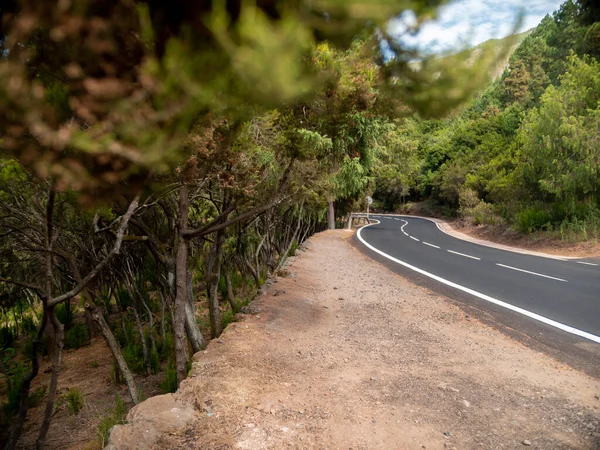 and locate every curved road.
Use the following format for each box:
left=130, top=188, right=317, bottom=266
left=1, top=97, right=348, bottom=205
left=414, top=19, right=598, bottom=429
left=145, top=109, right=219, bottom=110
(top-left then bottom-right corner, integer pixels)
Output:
left=358, top=215, right=600, bottom=346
